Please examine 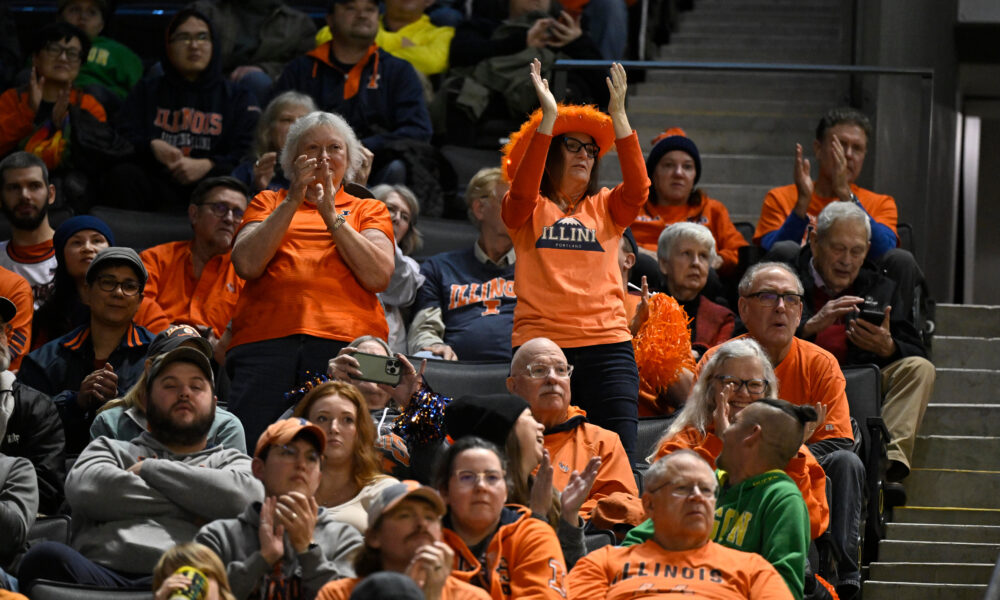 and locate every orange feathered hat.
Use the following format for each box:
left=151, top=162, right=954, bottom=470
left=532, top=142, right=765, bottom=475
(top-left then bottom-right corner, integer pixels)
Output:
left=501, top=103, right=616, bottom=182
